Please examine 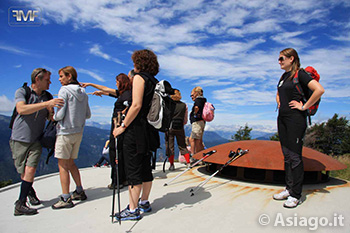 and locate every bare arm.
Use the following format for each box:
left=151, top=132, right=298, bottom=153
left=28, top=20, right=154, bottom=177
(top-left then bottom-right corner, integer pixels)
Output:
left=16, top=98, right=64, bottom=115
left=289, top=80, right=325, bottom=110
left=276, top=91, right=280, bottom=109
left=81, top=82, right=116, bottom=96
left=113, top=75, right=144, bottom=137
